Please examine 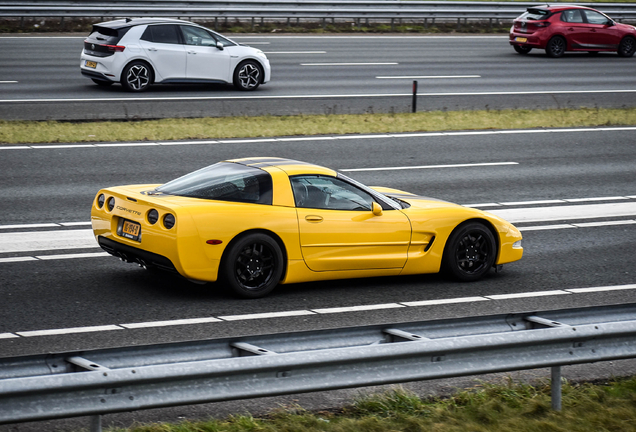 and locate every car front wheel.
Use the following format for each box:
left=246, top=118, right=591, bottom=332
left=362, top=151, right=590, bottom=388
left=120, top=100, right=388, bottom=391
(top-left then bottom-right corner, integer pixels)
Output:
left=121, top=61, right=153, bottom=92
left=221, top=233, right=283, bottom=298
left=443, top=222, right=496, bottom=282
left=618, top=36, right=636, bottom=57
left=233, top=60, right=262, bottom=91
left=546, top=36, right=566, bottom=58
left=513, top=45, right=532, bottom=55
